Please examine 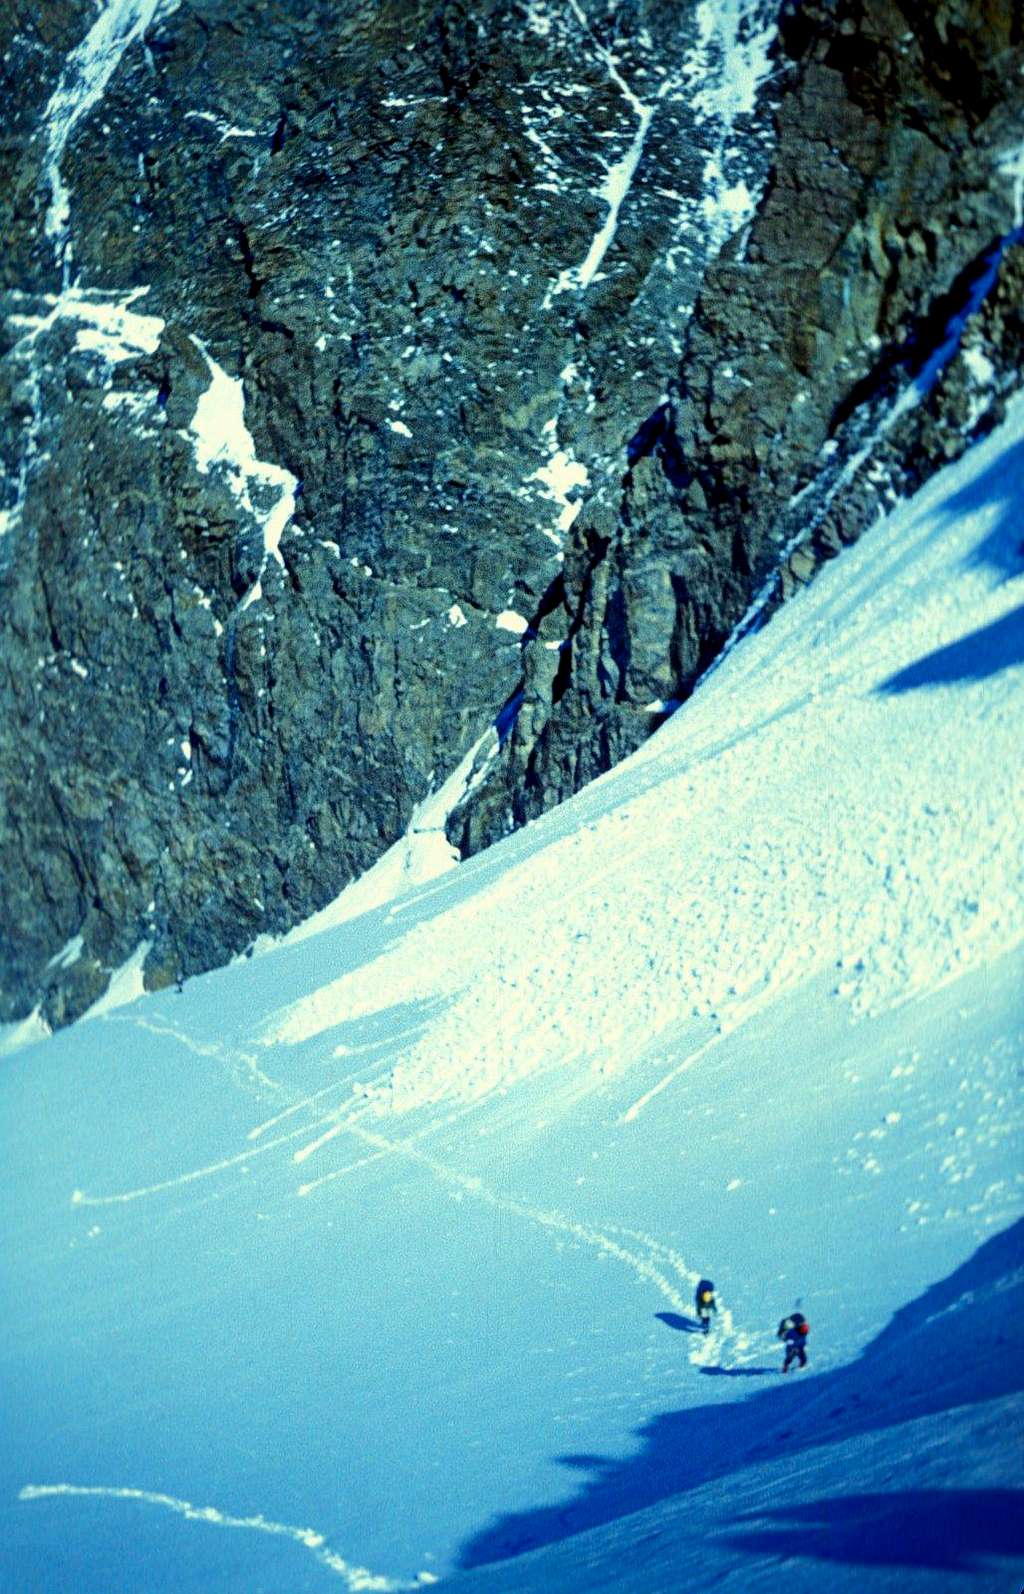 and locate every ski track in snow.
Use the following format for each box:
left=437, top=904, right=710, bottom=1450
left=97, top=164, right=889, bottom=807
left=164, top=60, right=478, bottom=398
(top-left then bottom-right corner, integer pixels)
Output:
left=619, top=1032, right=724, bottom=1124
left=69, top=1066, right=753, bottom=1355
left=314, top=1123, right=709, bottom=1326
left=17, top=1485, right=428, bottom=1591
left=114, top=1014, right=282, bottom=1093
